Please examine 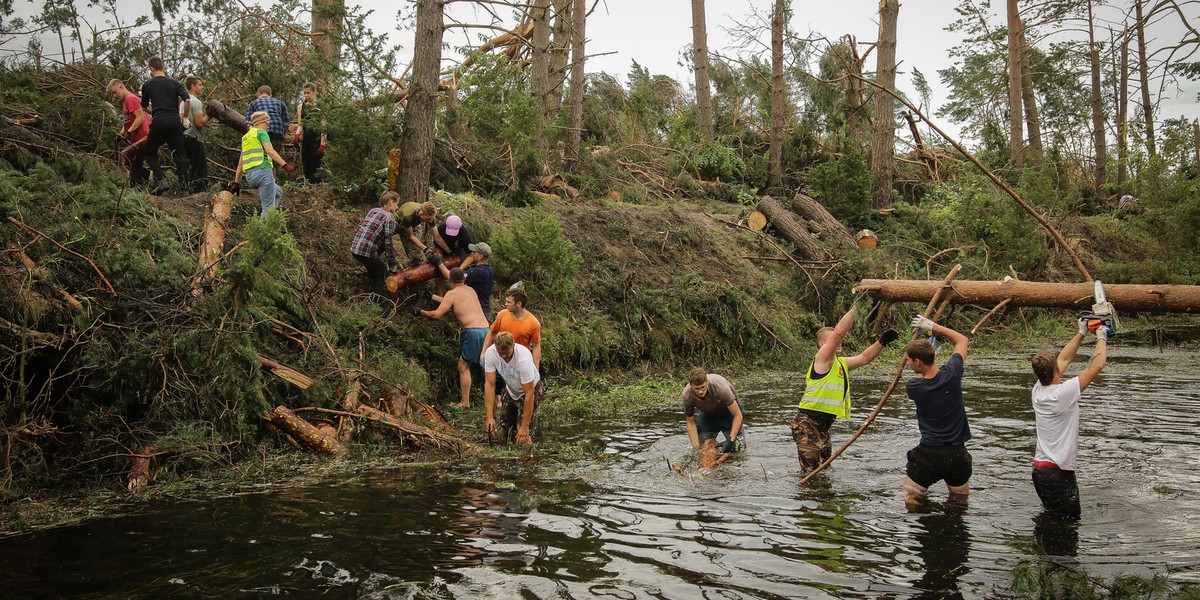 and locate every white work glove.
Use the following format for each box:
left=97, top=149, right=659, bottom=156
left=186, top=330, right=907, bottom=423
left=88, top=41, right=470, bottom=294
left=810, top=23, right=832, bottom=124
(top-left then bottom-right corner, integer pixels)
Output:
left=1095, top=326, right=1109, bottom=341
left=1078, top=318, right=1090, bottom=335
left=911, top=315, right=936, bottom=334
